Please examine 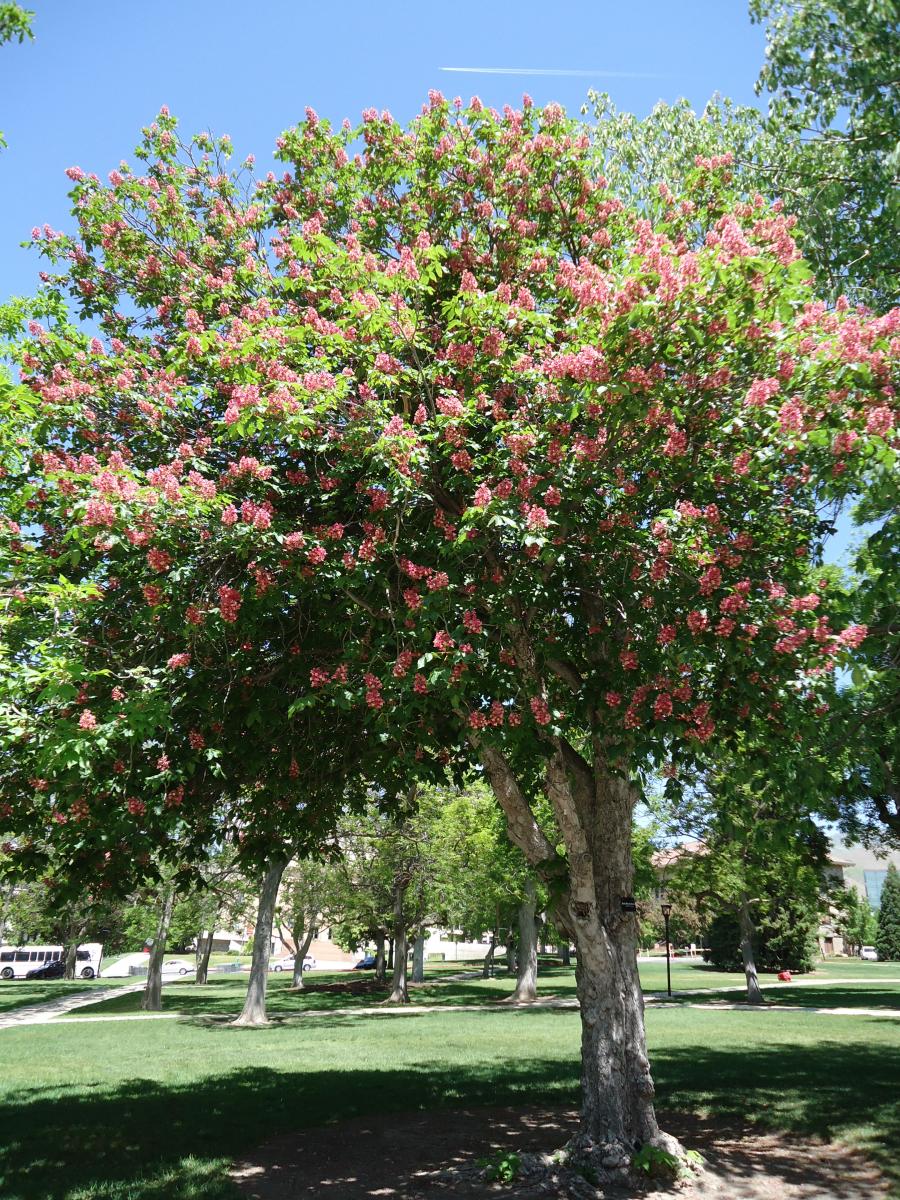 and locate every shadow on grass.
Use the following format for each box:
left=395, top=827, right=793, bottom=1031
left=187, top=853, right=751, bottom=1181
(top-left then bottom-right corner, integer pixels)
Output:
left=757, top=987, right=900, bottom=1010
left=1, top=1033, right=897, bottom=1200
left=69, top=975, right=579, bottom=1019
left=660, top=986, right=900, bottom=1010
left=0, top=1059, right=577, bottom=1200
left=0, top=981, right=96, bottom=1016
